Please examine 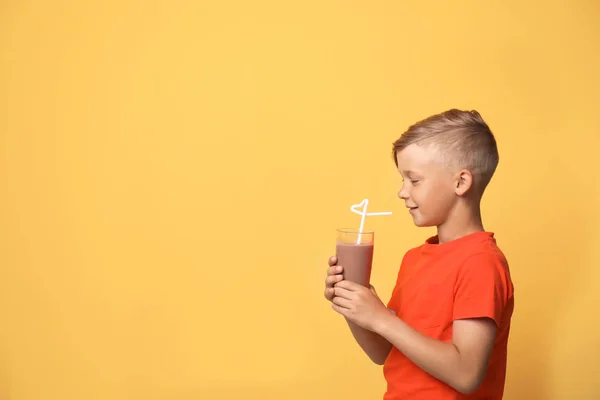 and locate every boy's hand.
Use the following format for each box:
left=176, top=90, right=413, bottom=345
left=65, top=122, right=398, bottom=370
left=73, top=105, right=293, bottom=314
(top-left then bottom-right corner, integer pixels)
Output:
left=324, top=256, right=344, bottom=302
left=331, top=280, right=394, bottom=331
